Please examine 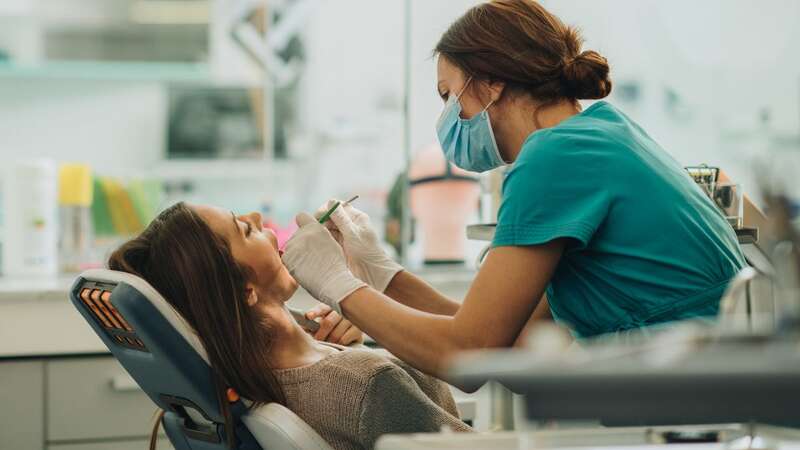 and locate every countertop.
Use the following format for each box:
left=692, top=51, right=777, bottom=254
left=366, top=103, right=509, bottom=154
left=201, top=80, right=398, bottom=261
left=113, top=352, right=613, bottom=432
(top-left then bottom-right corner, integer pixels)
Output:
left=0, top=275, right=77, bottom=302
left=0, top=266, right=475, bottom=359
